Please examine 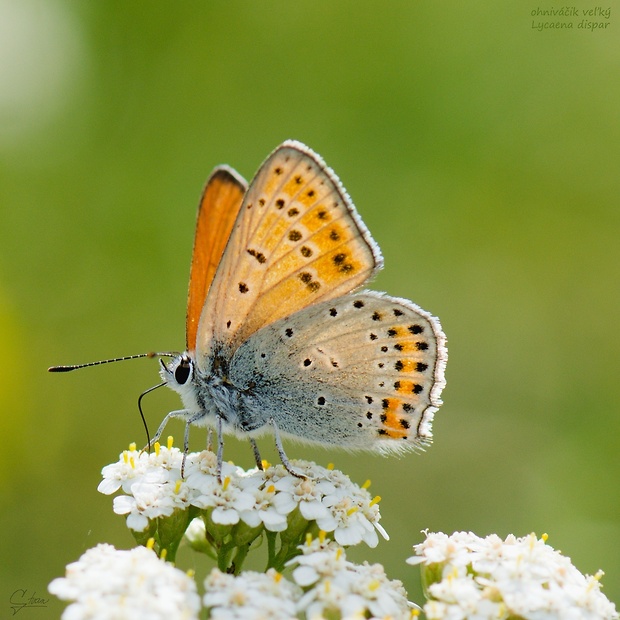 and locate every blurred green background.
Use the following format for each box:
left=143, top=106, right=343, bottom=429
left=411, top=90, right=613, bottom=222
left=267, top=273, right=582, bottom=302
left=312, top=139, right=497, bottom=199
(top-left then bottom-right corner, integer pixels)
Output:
left=1, top=1, right=618, bottom=614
